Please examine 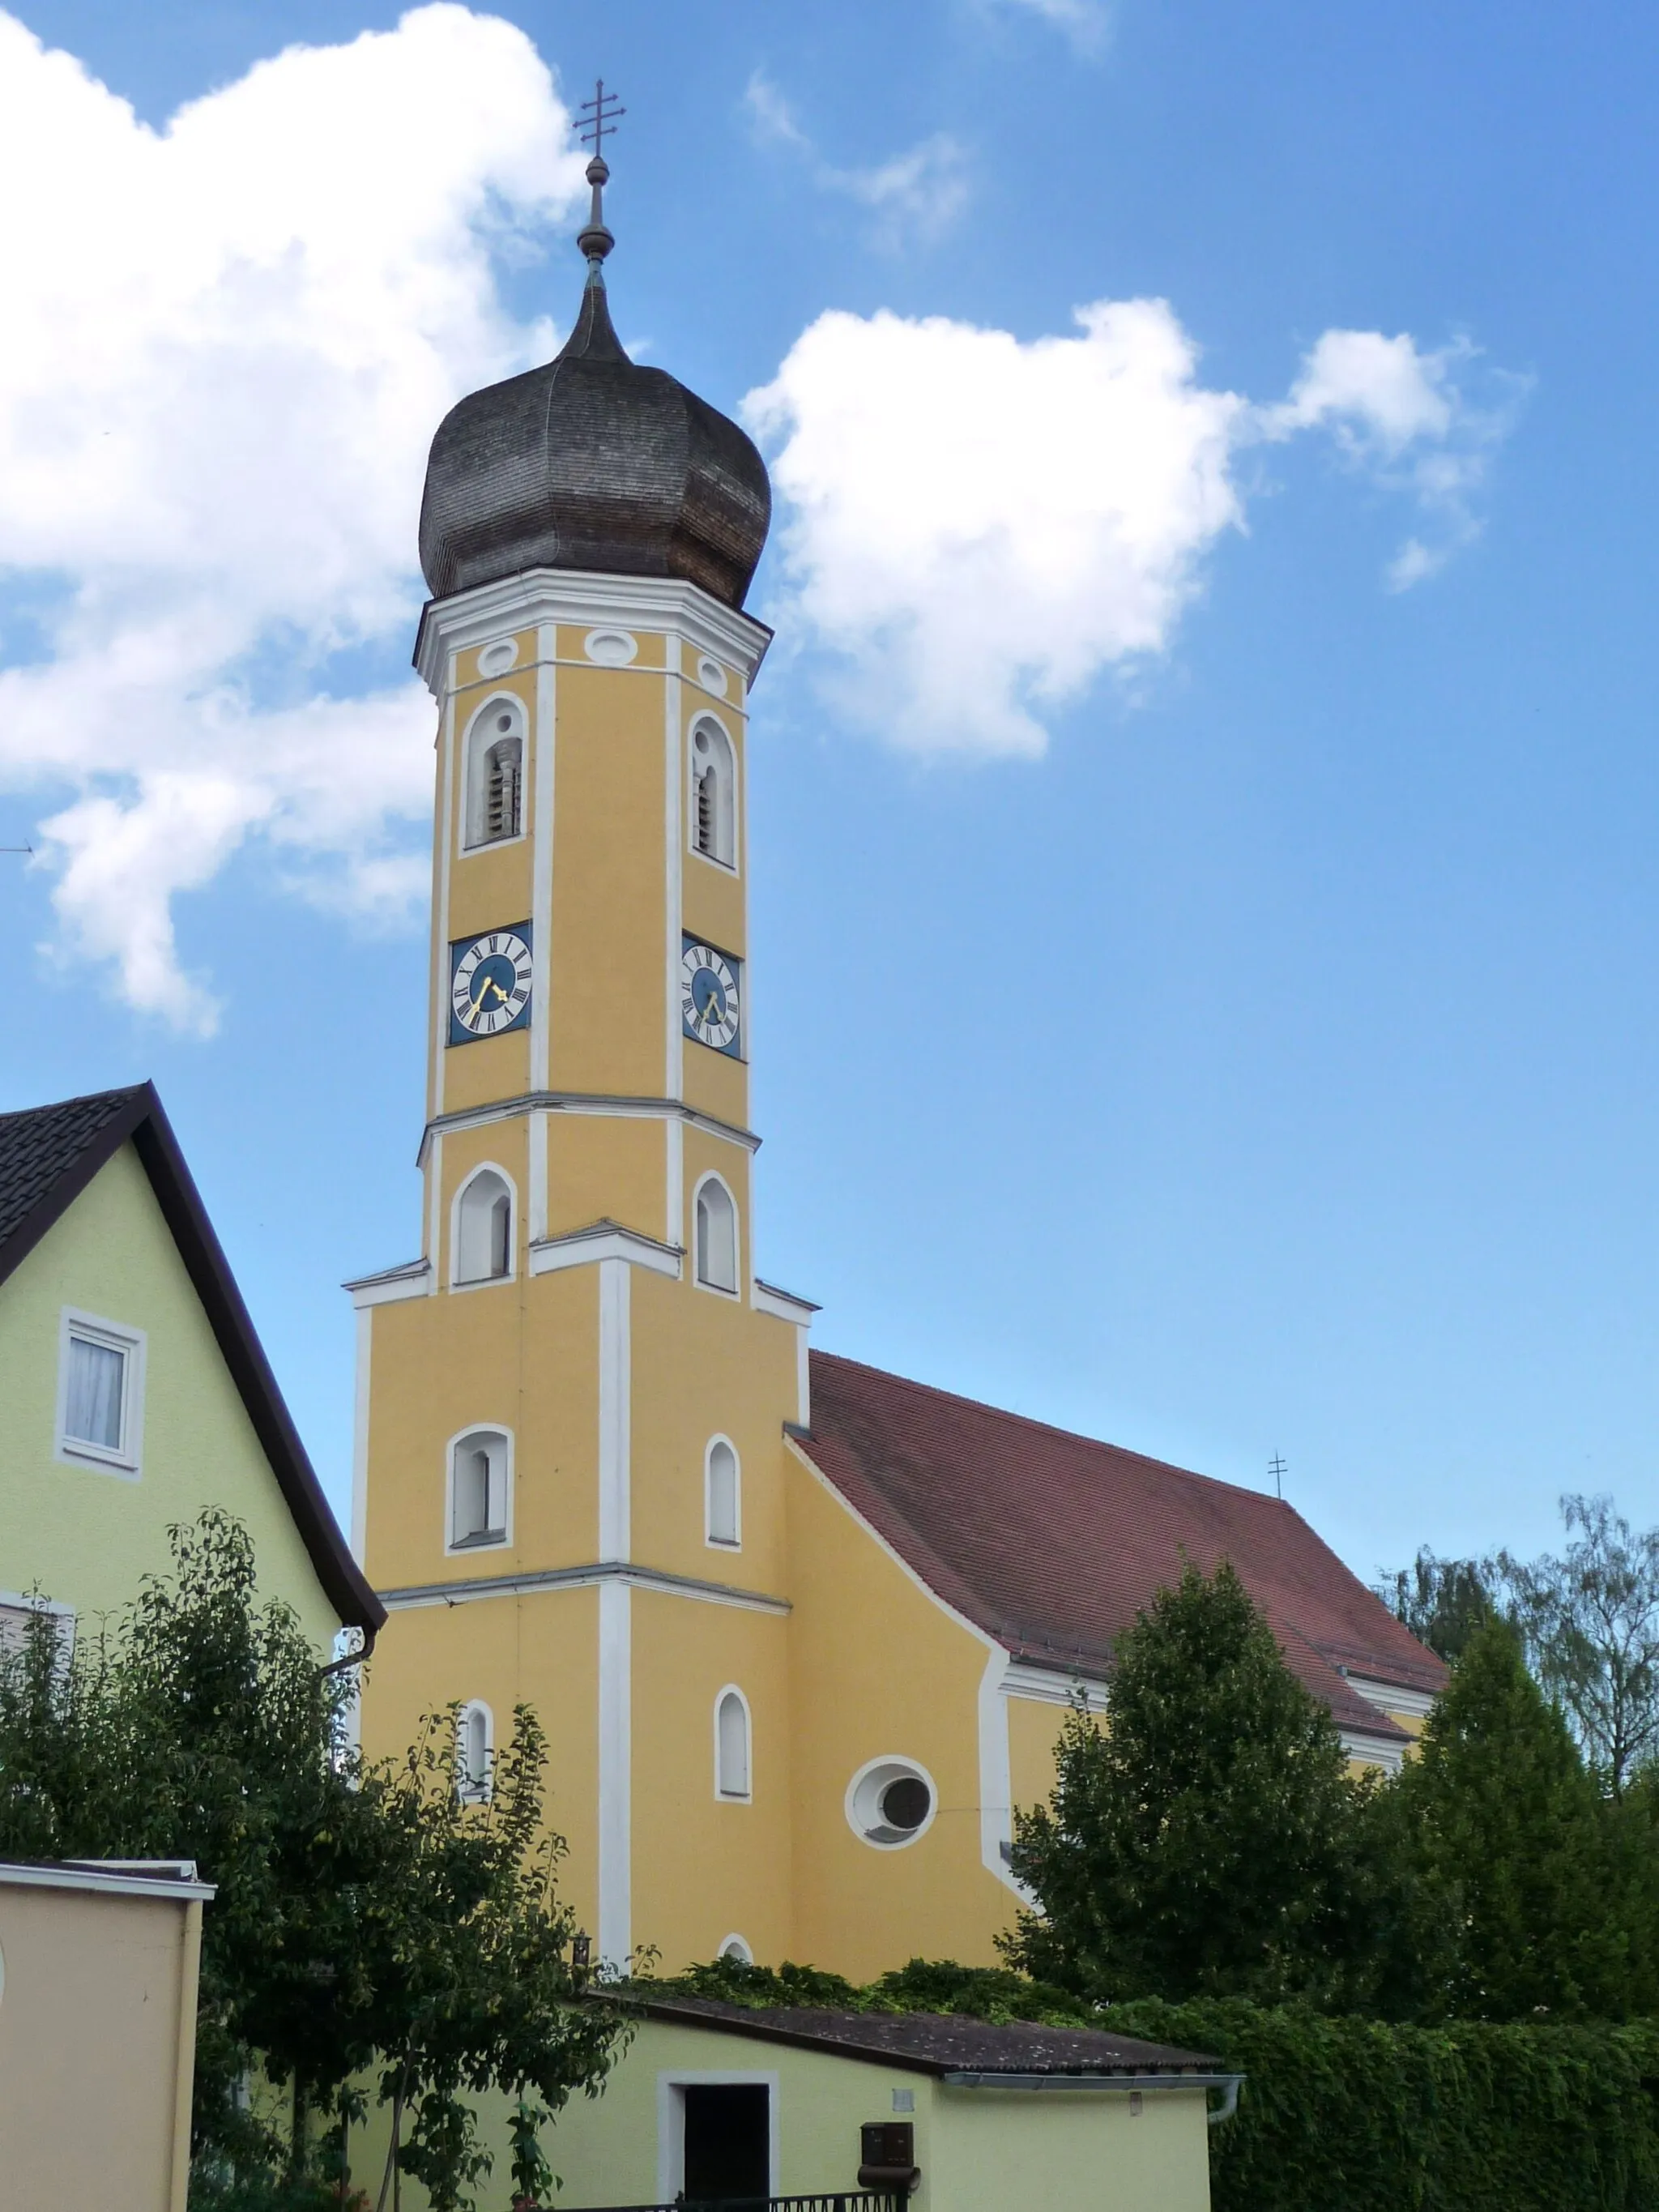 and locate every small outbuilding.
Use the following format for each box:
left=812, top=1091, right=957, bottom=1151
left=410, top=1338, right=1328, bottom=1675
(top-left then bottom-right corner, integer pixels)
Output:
left=542, top=1996, right=1236, bottom=2212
